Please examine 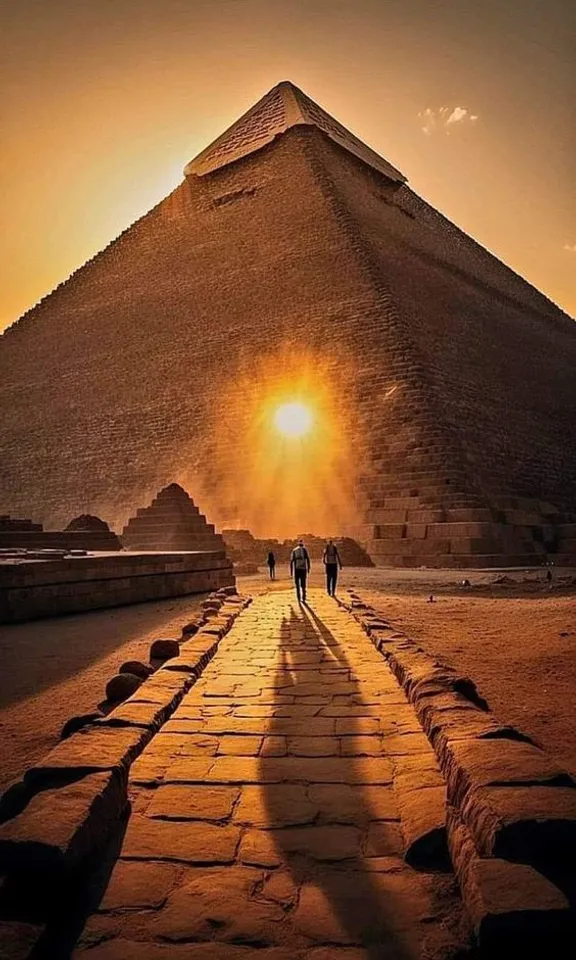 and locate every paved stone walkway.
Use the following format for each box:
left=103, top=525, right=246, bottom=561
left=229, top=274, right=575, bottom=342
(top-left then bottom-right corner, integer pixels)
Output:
left=76, top=589, right=467, bottom=959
